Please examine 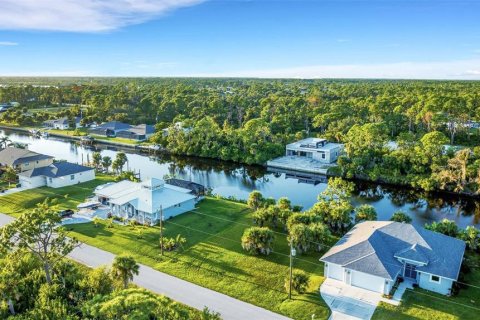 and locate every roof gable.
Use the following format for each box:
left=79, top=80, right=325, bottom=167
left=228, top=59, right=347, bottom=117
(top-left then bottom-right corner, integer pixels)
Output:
left=320, top=221, right=465, bottom=280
